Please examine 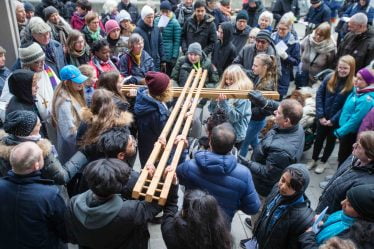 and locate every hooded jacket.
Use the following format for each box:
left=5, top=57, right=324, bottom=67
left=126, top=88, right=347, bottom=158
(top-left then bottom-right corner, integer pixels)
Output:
left=212, top=21, right=237, bottom=76
left=232, top=22, right=251, bottom=54
left=305, top=2, right=331, bottom=26
left=253, top=164, right=314, bottom=249
left=176, top=150, right=261, bottom=222
left=242, top=1, right=266, bottom=27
